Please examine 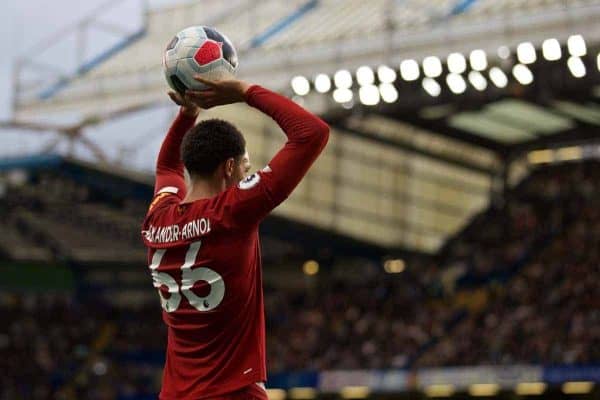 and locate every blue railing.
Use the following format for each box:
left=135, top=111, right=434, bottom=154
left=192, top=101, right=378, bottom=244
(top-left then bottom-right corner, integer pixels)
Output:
left=249, top=0, right=319, bottom=48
